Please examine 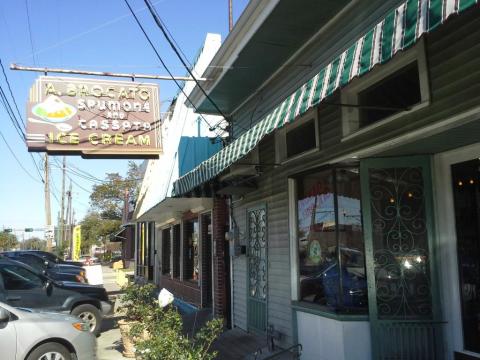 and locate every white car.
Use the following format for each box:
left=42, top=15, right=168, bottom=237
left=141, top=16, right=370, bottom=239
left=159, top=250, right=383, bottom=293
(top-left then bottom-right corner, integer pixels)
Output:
left=0, top=302, right=96, bottom=360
